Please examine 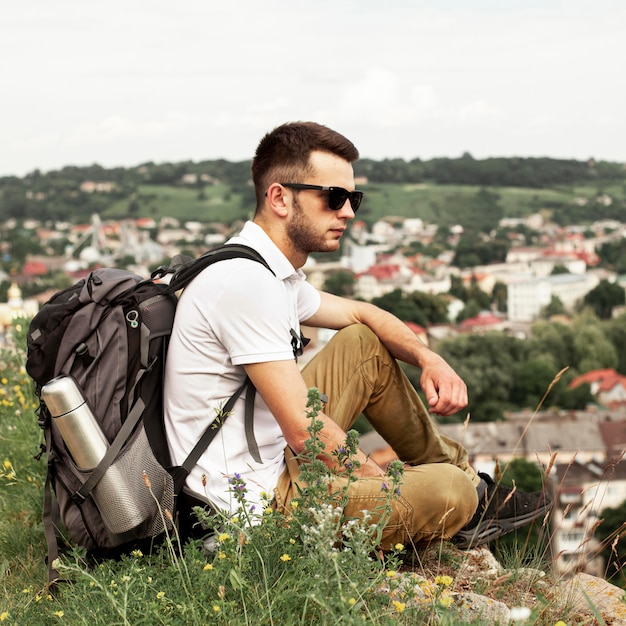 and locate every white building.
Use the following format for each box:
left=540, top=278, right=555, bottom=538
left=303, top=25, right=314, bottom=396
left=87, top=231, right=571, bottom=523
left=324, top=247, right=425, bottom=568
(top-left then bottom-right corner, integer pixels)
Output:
left=507, top=273, right=600, bottom=322
left=552, top=460, right=626, bottom=577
